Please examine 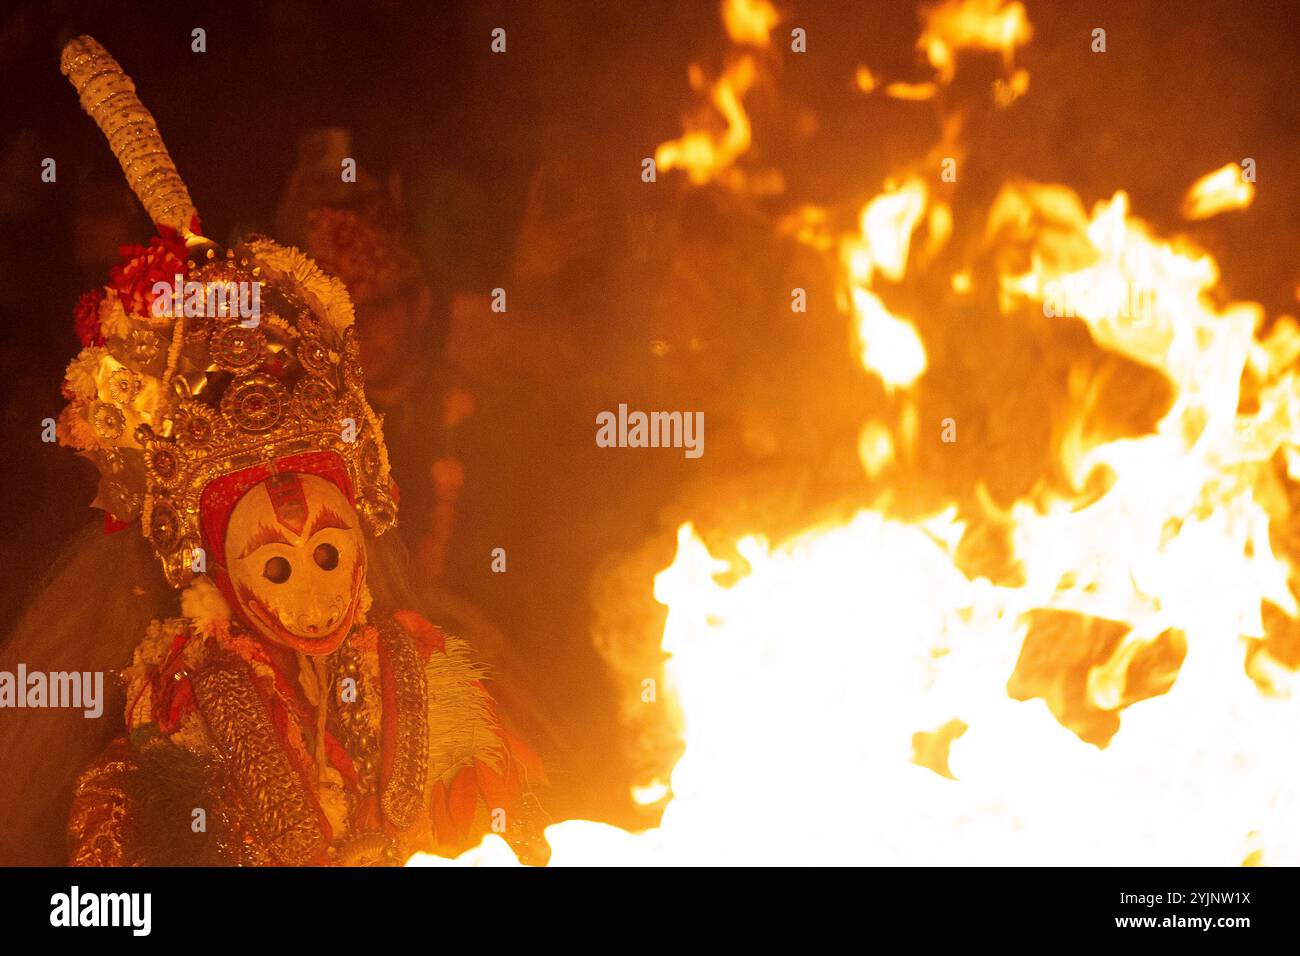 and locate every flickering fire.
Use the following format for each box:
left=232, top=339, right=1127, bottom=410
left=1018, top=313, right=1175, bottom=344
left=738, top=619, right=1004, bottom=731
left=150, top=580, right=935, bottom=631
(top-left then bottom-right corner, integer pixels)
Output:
left=654, top=57, right=759, bottom=188
left=861, top=0, right=1032, bottom=105
left=653, top=0, right=784, bottom=194
left=410, top=0, right=1299, bottom=866
left=1181, top=162, right=1256, bottom=221
left=884, top=81, right=939, bottom=102
left=918, top=0, right=1033, bottom=84
left=843, top=177, right=930, bottom=390
left=721, top=0, right=778, bottom=48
